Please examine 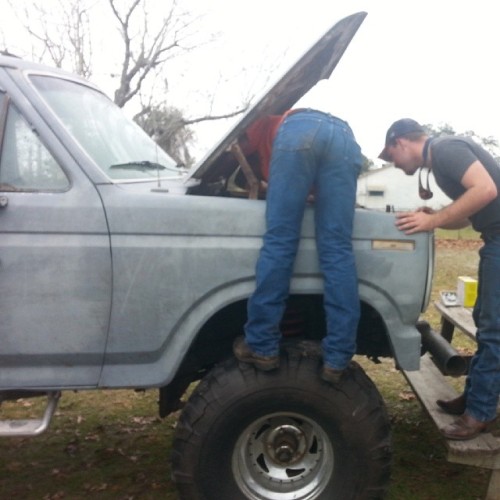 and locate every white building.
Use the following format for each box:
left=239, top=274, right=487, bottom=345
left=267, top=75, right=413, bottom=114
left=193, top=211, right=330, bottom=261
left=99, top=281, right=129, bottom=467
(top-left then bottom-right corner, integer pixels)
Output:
left=356, top=165, right=452, bottom=212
